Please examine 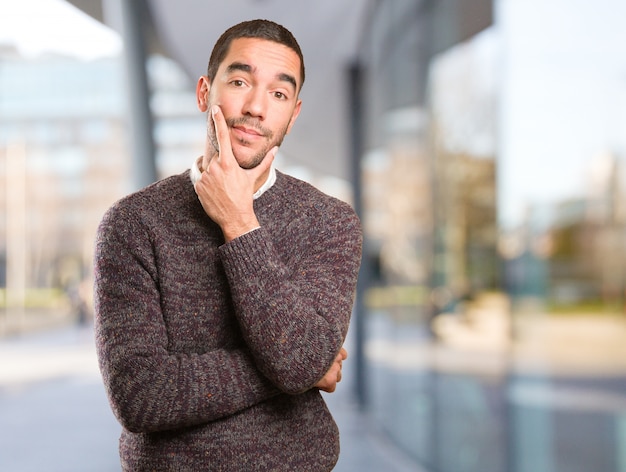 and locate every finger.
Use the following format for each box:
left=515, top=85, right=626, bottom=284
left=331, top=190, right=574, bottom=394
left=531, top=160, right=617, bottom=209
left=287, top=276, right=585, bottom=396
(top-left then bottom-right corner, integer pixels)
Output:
left=339, top=347, right=348, bottom=361
left=211, top=105, right=234, bottom=165
left=249, top=146, right=277, bottom=179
